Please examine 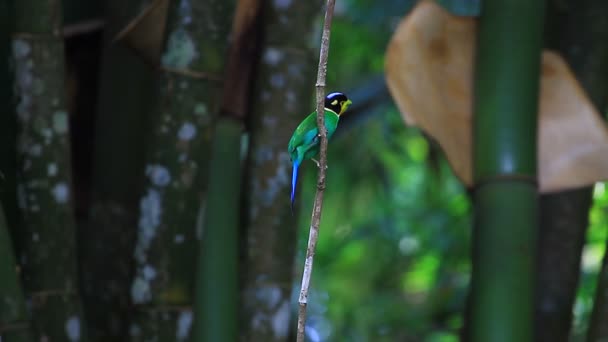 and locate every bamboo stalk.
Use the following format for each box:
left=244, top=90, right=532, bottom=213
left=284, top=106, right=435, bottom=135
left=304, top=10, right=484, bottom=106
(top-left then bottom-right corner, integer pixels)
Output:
left=11, top=1, right=87, bottom=340
left=83, top=0, right=158, bottom=339
left=193, top=118, right=243, bottom=342
left=469, top=1, right=544, bottom=341
left=190, top=0, right=263, bottom=339
left=0, top=3, right=31, bottom=340
left=536, top=1, right=608, bottom=340
left=296, top=1, right=336, bottom=341
left=535, top=190, right=591, bottom=342
left=129, top=0, right=235, bottom=340
left=240, top=0, right=321, bottom=340
left=0, top=205, right=33, bottom=341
